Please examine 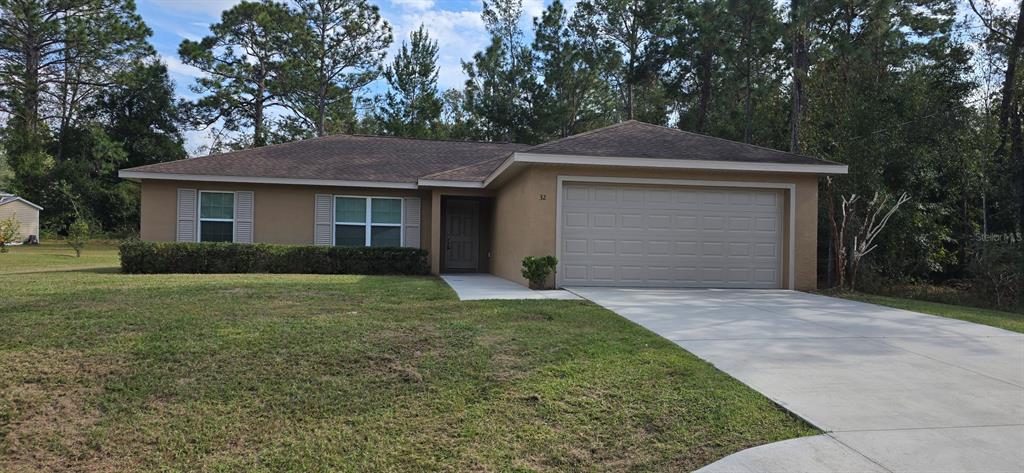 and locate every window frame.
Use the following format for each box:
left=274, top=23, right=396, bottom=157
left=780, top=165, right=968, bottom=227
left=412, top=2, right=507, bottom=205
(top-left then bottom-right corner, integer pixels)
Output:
left=332, top=195, right=403, bottom=247
left=197, top=190, right=236, bottom=243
